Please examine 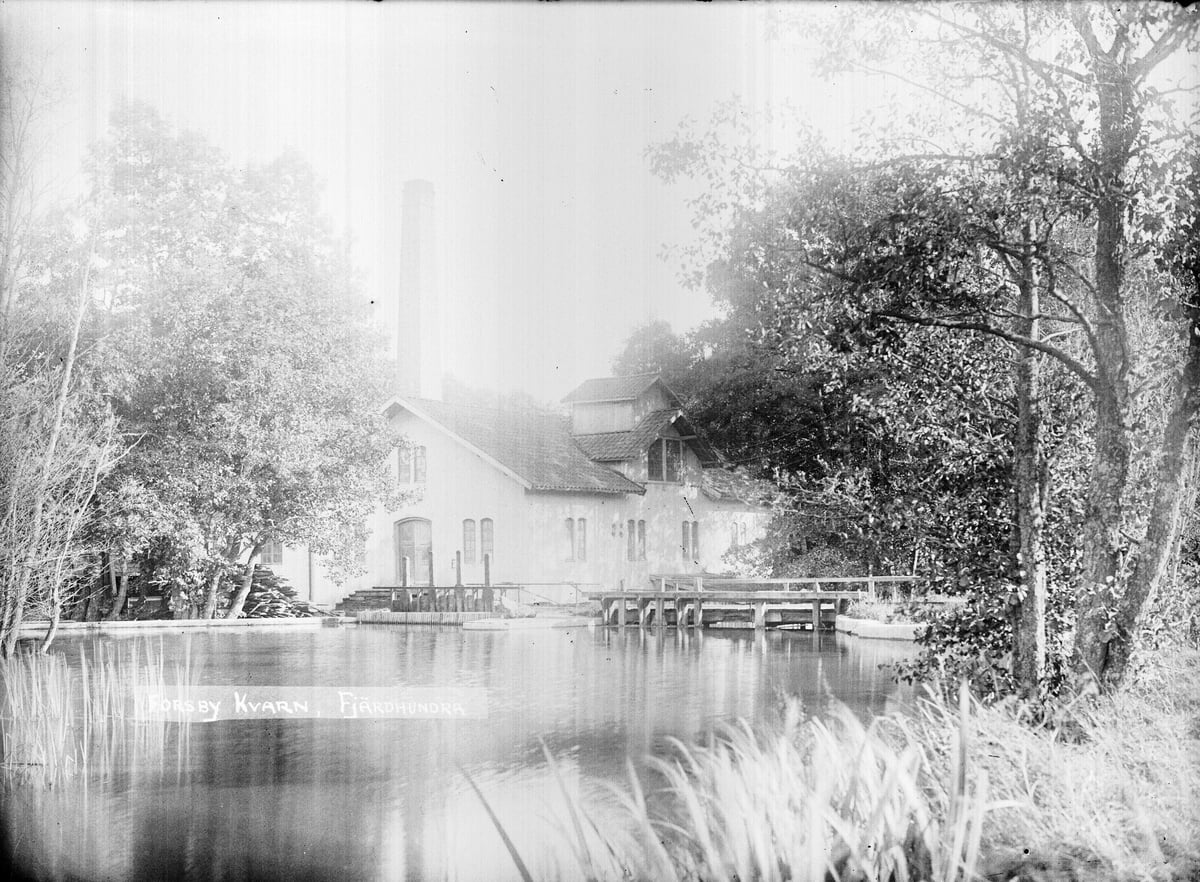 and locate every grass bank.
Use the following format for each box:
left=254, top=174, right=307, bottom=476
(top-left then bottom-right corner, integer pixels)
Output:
left=478, top=649, right=1199, bottom=882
